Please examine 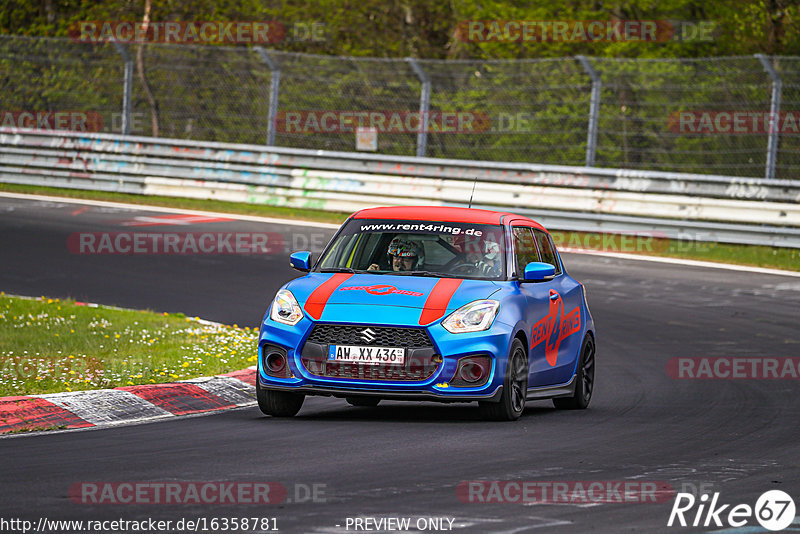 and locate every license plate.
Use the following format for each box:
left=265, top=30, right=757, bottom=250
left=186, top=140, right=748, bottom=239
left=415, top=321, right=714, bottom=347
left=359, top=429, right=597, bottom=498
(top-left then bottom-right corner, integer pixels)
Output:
left=328, top=345, right=405, bottom=365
